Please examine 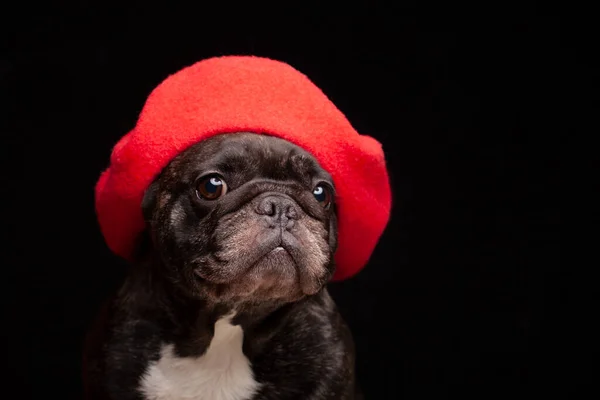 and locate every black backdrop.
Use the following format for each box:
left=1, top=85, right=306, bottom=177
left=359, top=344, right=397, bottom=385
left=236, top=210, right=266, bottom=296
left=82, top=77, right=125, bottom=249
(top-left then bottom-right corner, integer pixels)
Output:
left=1, top=4, right=578, bottom=399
